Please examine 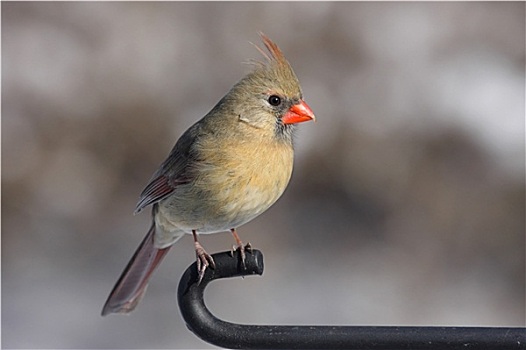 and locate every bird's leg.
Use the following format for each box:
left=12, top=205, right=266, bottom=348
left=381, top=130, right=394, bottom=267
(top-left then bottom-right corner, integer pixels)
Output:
left=192, top=230, right=215, bottom=284
left=230, top=228, right=252, bottom=268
